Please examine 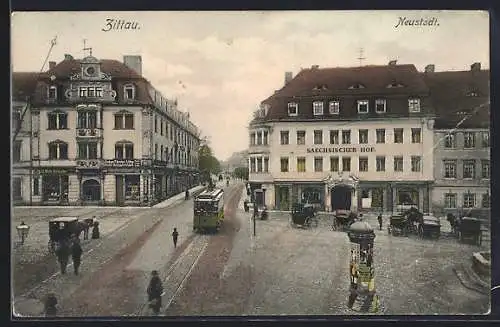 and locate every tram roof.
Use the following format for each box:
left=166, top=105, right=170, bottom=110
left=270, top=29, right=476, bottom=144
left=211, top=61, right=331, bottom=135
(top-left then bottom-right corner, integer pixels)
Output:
left=196, top=188, right=223, bottom=199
